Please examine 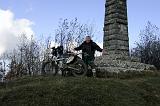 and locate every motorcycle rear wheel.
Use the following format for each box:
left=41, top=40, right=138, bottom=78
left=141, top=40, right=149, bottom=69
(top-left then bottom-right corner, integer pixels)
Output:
left=71, top=59, right=87, bottom=77
left=41, top=61, right=58, bottom=75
